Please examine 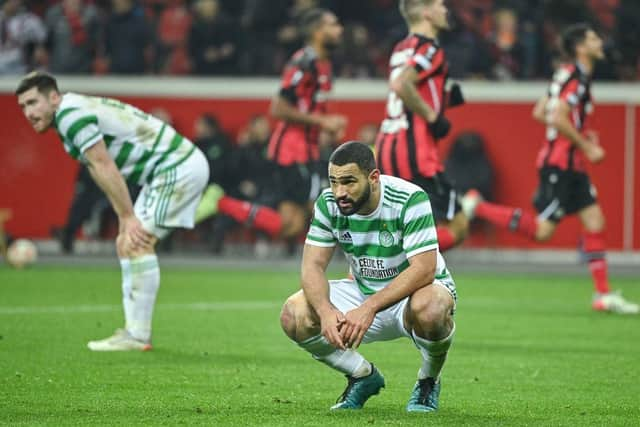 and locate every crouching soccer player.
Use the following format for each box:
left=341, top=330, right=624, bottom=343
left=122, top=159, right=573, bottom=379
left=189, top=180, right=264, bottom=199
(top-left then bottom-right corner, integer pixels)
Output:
left=16, top=72, right=210, bottom=351
left=280, top=141, right=456, bottom=412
